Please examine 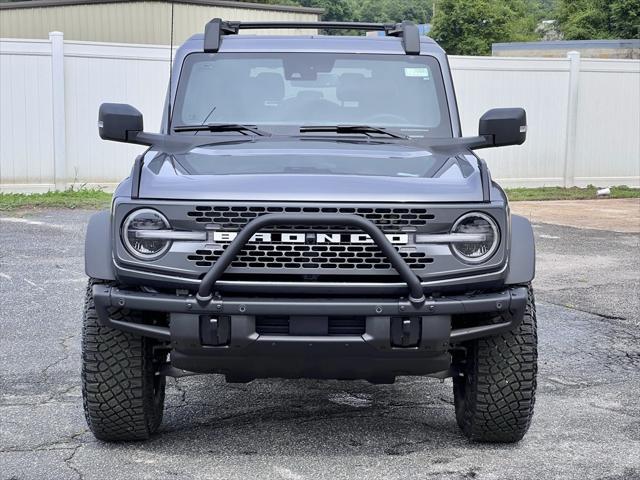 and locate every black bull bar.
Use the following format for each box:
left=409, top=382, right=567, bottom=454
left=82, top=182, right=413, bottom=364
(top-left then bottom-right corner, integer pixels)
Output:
left=195, top=213, right=427, bottom=305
